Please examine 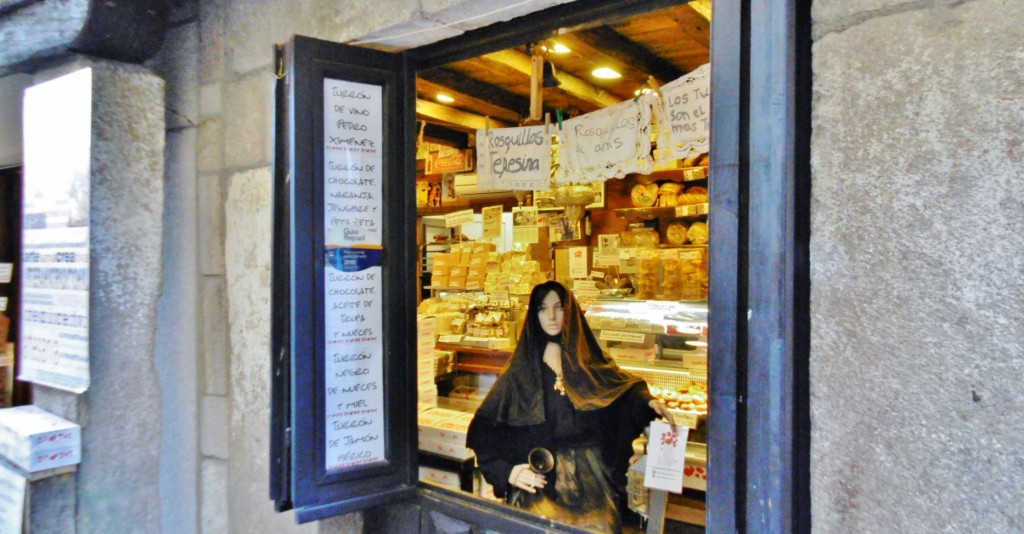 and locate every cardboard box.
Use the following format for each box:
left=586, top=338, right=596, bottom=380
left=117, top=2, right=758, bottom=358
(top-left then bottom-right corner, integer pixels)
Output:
left=607, top=346, right=657, bottom=362
left=419, top=465, right=462, bottom=489
left=432, top=264, right=450, bottom=276
left=448, top=265, right=467, bottom=278
left=419, top=411, right=473, bottom=445
left=418, top=436, right=475, bottom=460
left=430, top=275, right=449, bottom=288
left=467, top=266, right=486, bottom=278
left=465, top=276, right=486, bottom=290
left=0, top=405, right=81, bottom=472
left=448, top=276, right=466, bottom=289
left=432, top=253, right=452, bottom=267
